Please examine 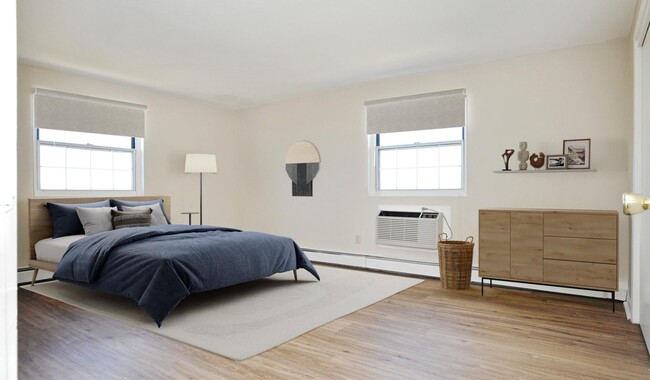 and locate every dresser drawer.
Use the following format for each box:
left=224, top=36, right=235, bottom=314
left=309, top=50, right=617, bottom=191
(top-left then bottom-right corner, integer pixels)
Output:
left=544, top=213, right=617, bottom=239
left=544, top=237, right=616, bottom=264
left=543, top=260, right=616, bottom=290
